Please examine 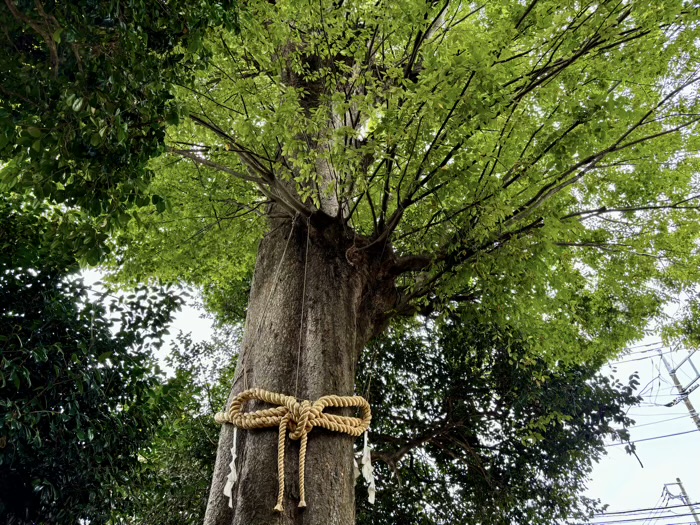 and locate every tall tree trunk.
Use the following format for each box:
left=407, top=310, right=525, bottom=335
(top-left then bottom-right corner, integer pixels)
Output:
left=204, top=216, right=395, bottom=525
